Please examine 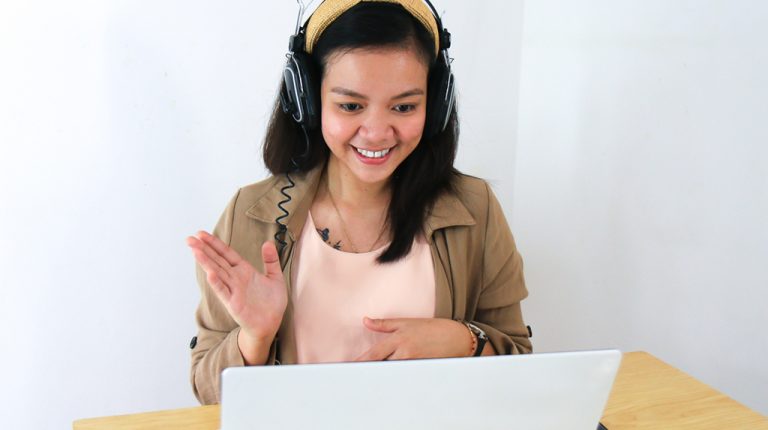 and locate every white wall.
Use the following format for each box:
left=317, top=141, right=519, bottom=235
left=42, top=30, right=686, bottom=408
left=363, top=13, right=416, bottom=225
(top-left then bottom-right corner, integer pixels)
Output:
left=0, top=1, right=523, bottom=428
left=514, top=0, right=768, bottom=415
